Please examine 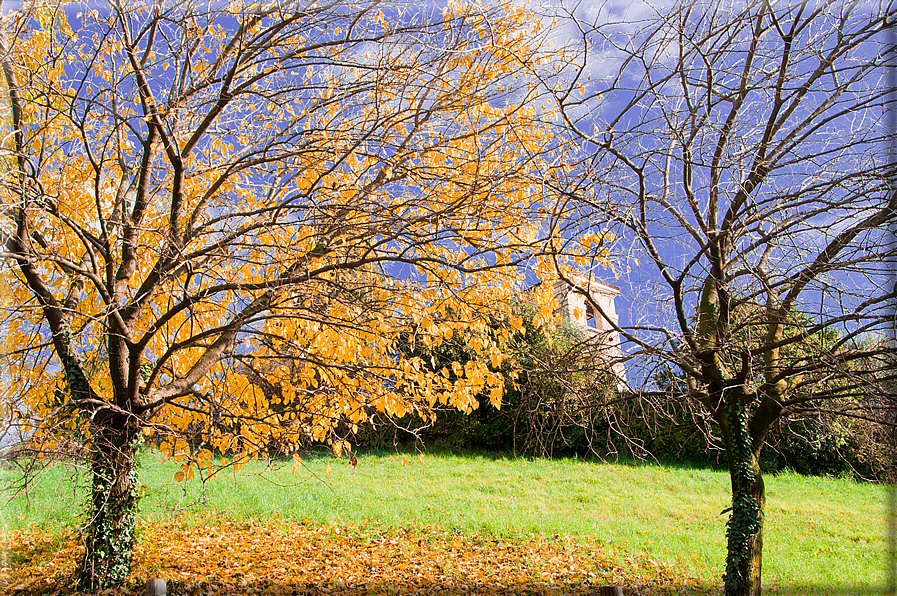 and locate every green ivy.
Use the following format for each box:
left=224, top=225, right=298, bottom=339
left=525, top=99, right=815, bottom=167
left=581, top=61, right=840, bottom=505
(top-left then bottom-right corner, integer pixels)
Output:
left=723, top=399, right=763, bottom=595
left=77, top=439, right=141, bottom=591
